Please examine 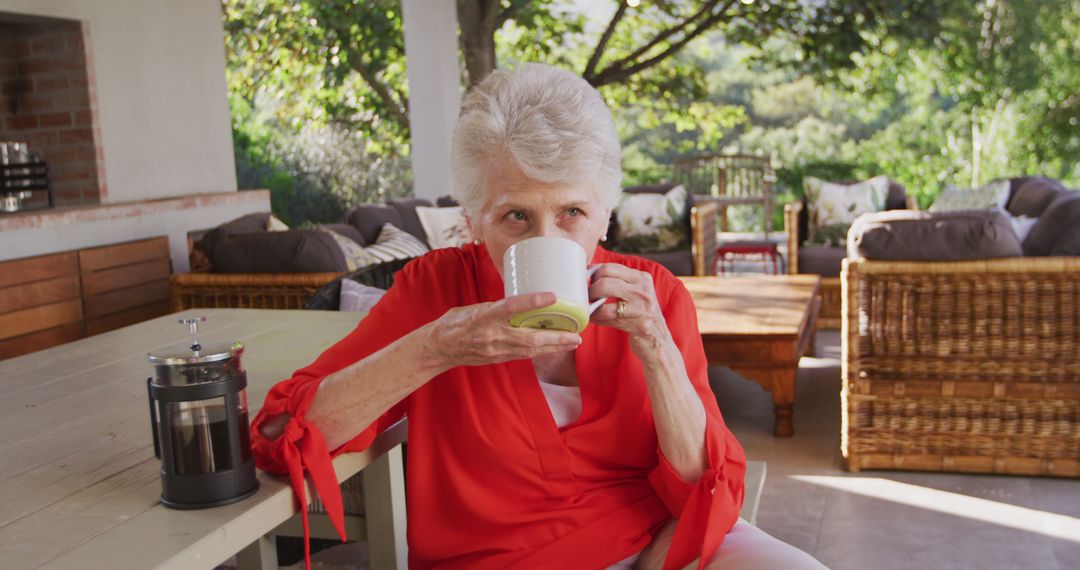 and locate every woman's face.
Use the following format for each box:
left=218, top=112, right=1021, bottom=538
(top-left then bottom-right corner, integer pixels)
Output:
left=467, top=160, right=611, bottom=279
